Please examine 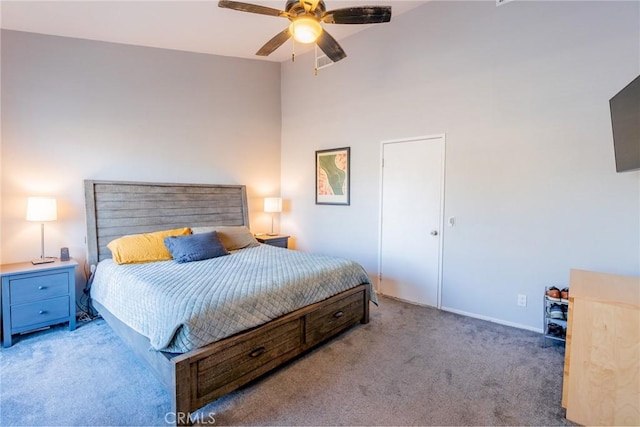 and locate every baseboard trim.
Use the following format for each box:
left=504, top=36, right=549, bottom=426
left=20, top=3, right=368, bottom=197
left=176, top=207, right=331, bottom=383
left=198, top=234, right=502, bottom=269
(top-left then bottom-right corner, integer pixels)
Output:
left=441, top=306, right=543, bottom=334
left=376, top=292, right=543, bottom=333
left=377, top=293, right=437, bottom=309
